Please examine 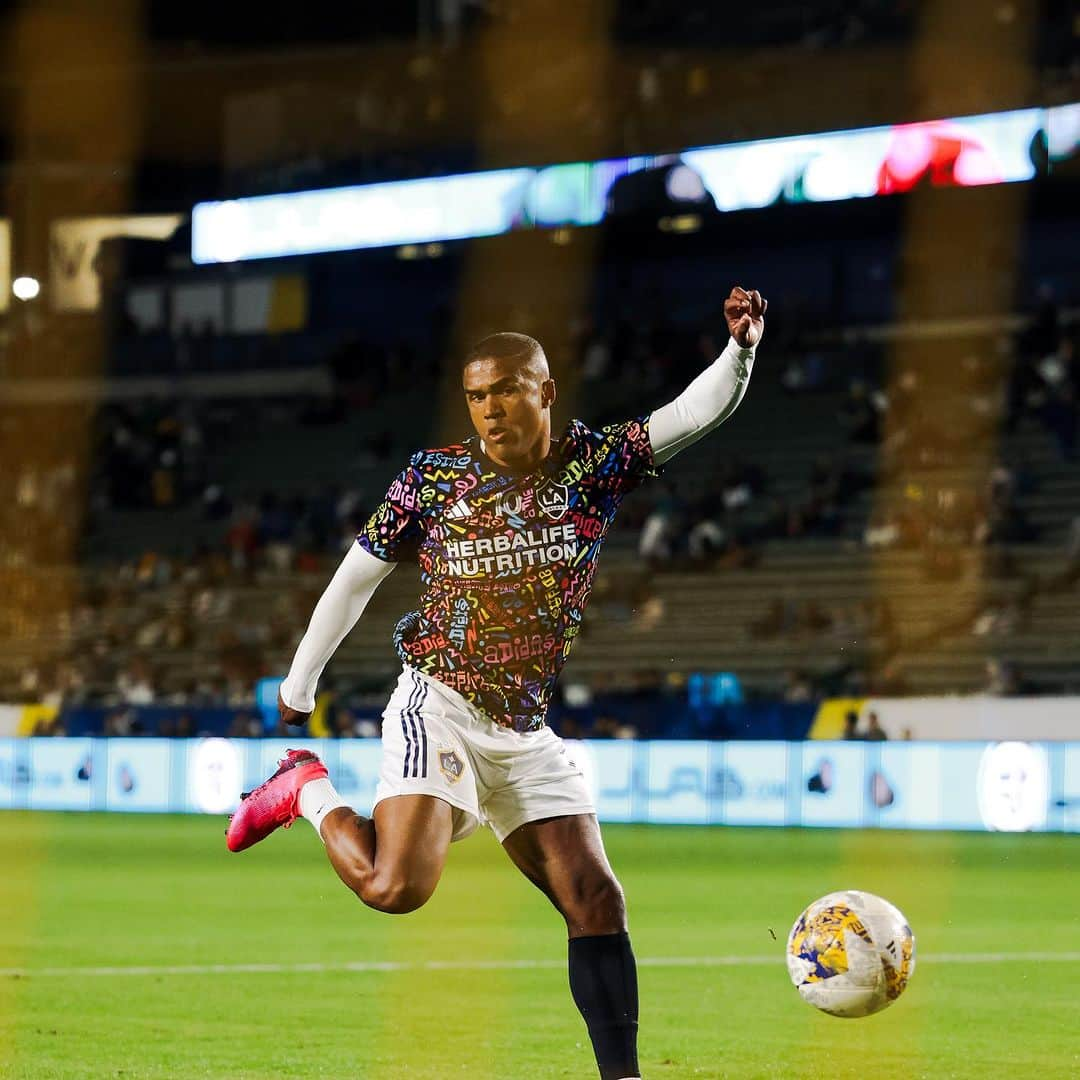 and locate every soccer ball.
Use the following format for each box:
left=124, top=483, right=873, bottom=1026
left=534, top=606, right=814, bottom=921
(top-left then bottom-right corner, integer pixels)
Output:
left=786, top=890, right=915, bottom=1018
